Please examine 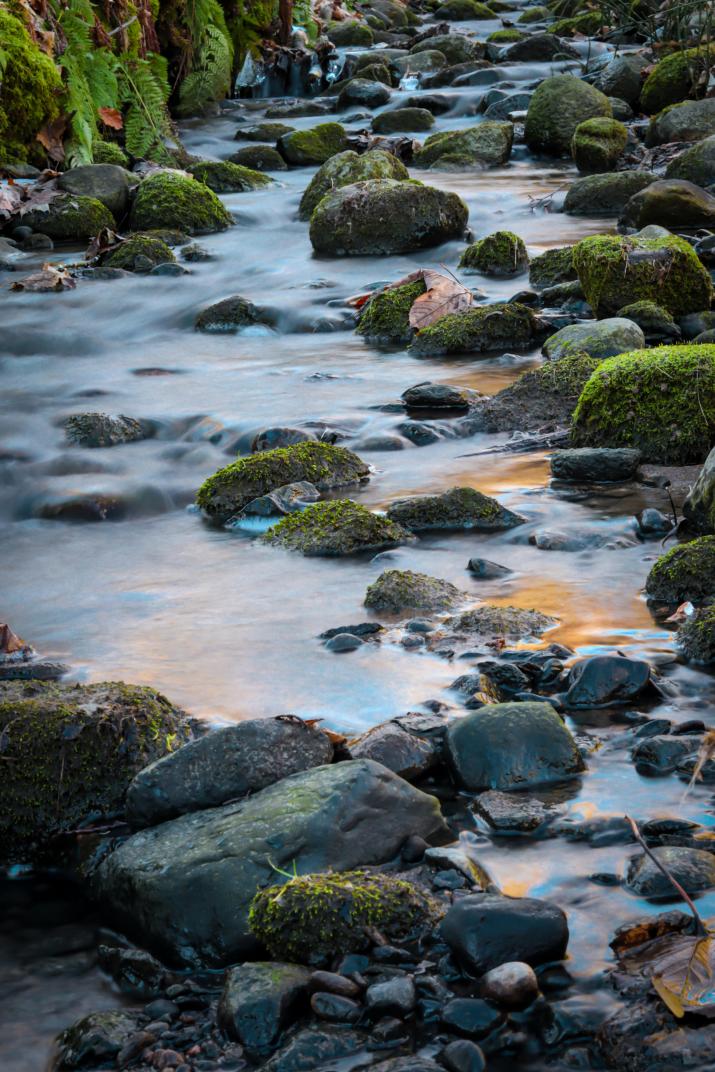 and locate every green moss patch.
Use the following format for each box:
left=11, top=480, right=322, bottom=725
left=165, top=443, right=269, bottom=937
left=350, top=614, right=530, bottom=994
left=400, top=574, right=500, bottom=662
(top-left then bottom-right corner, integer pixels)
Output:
left=262, top=499, right=411, bottom=556
left=129, top=170, right=233, bottom=234
left=188, top=161, right=271, bottom=193
left=278, top=123, right=348, bottom=166
left=646, top=536, right=715, bottom=604
left=529, top=246, right=576, bottom=288
left=571, top=117, right=627, bottom=173
left=678, top=604, right=715, bottom=664
left=21, top=194, right=114, bottom=240
left=356, top=279, right=427, bottom=344
left=410, top=302, right=535, bottom=355
left=459, top=230, right=529, bottom=276
left=640, top=46, right=715, bottom=114
left=300, top=149, right=408, bottom=221
left=0, top=9, right=63, bottom=164
left=105, top=234, right=175, bottom=272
